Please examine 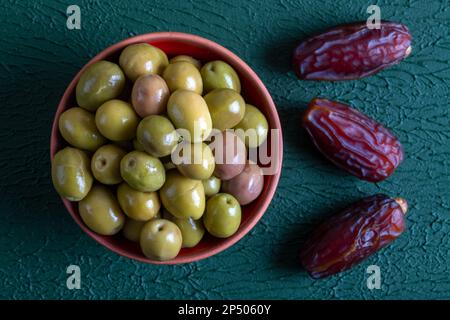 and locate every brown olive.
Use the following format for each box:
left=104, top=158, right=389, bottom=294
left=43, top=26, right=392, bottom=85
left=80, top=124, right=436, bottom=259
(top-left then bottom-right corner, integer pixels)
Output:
left=222, top=161, right=264, bottom=205
left=210, top=130, right=246, bottom=180
left=131, top=74, right=170, bottom=117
